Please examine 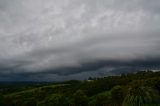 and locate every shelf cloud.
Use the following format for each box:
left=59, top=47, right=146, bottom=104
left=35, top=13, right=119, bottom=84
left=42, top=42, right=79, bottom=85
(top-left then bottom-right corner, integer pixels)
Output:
left=0, top=0, right=160, bottom=81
